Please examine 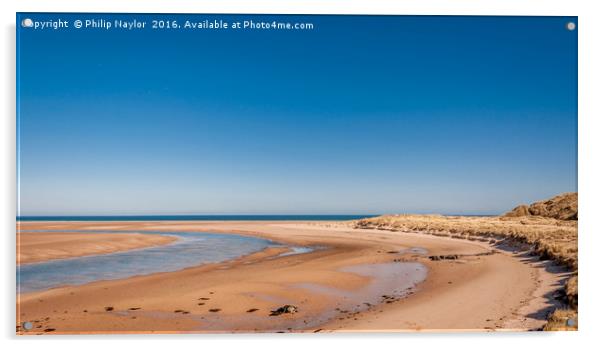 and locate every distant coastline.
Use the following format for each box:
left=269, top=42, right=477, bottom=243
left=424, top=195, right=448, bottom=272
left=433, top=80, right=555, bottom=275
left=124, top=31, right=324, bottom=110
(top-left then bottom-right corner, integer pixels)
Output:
left=16, top=214, right=377, bottom=222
